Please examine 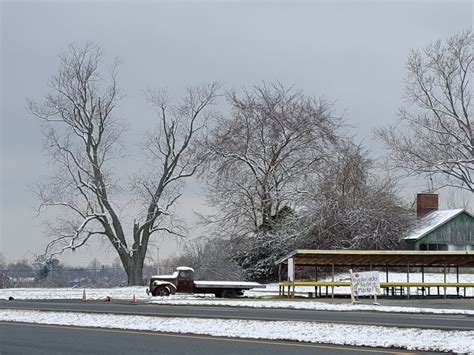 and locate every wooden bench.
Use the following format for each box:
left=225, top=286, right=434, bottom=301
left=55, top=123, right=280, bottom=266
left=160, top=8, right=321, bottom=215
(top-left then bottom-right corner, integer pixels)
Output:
left=278, top=281, right=474, bottom=298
